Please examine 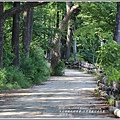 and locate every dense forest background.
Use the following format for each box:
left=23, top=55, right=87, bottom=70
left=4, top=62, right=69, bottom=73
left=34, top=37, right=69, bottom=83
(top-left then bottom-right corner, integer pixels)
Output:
left=0, top=2, right=120, bottom=90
